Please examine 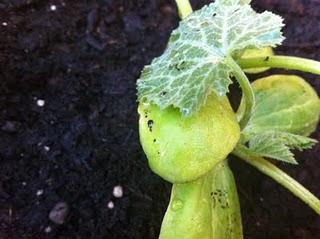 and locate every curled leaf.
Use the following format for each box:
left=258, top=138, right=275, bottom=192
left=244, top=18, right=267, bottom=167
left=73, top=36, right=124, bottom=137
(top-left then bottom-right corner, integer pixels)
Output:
left=239, top=75, right=320, bottom=164
left=241, top=75, right=320, bottom=138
